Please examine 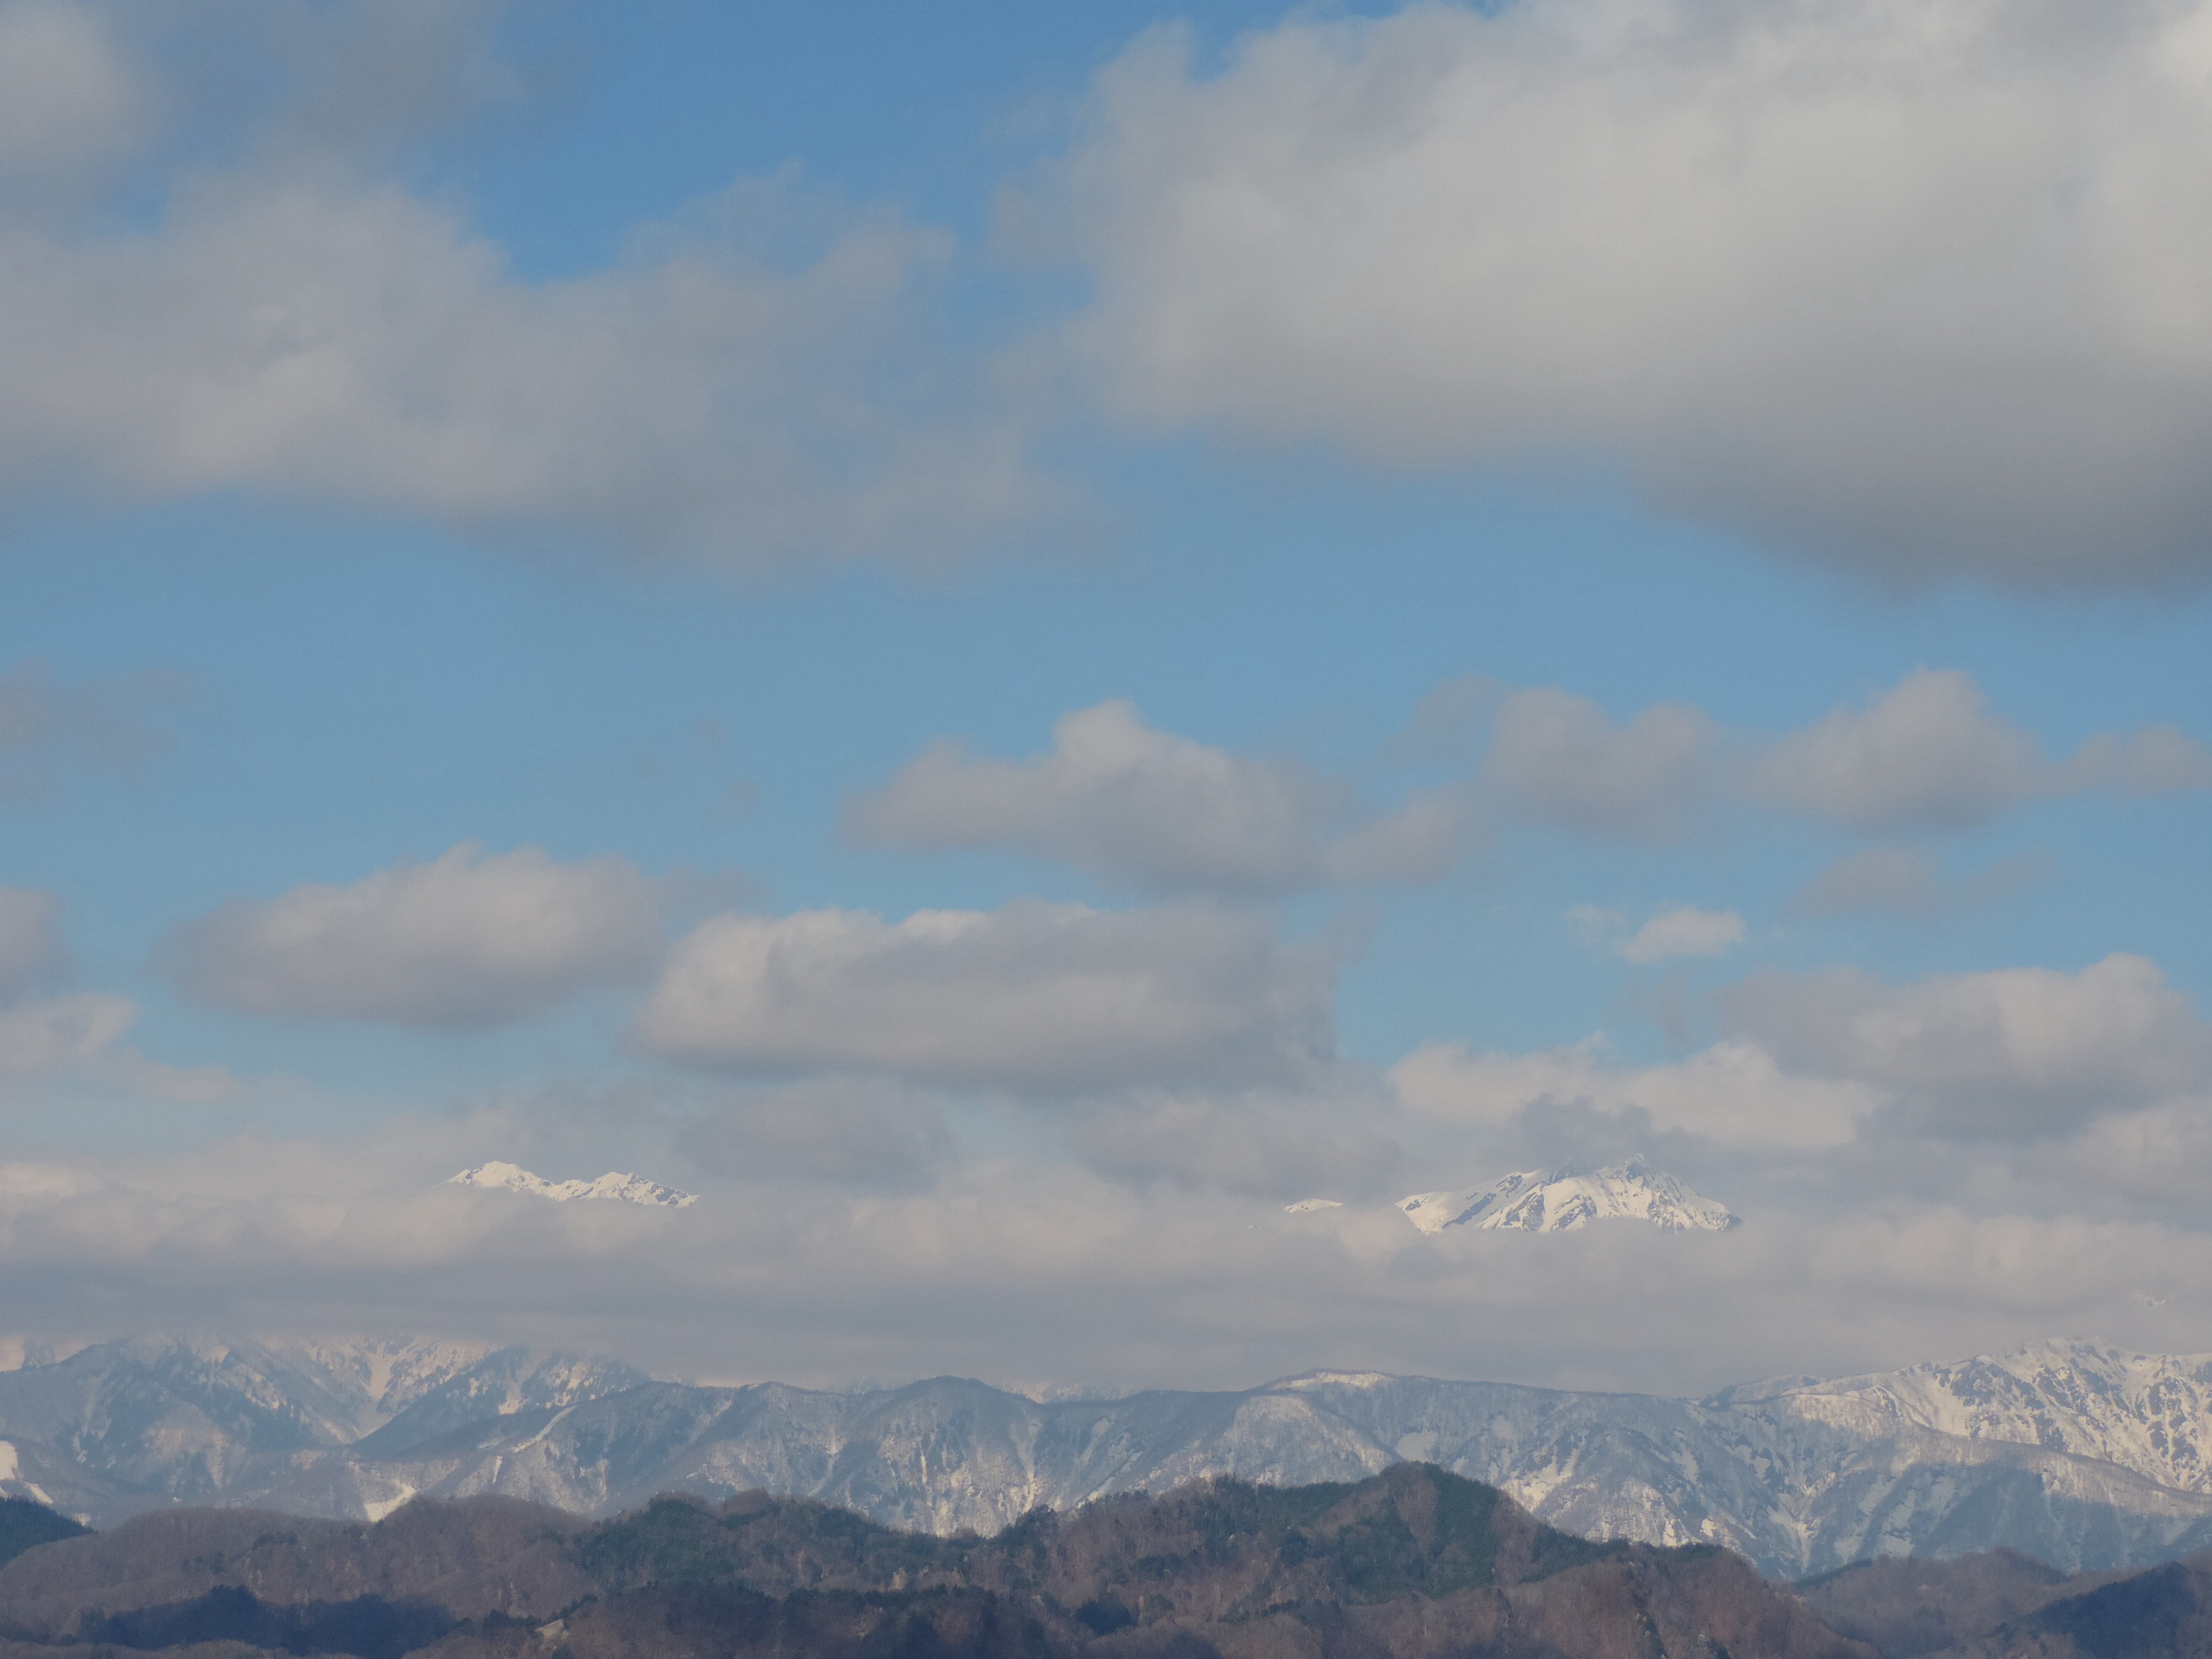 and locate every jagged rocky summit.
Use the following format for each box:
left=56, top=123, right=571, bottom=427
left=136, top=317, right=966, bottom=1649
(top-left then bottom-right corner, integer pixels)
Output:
left=1399, top=1157, right=1738, bottom=1234
left=446, top=1162, right=696, bottom=1208
left=8, top=1335, right=2212, bottom=1579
